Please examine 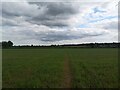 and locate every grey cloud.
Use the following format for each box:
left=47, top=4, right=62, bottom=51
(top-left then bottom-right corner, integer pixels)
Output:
left=2, top=18, right=19, bottom=26
left=2, top=3, right=23, bottom=18
left=27, top=2, right=80, bottom=27
left=29, top=2, right=78, bottom=16
left=46, top=3, right=78, bottom=16
left=3, top=25, right=104, bottom=42
left=2, top=2, right=39, bottom=18
left=38, top=33, right=103, bottom=42
left=2, top=2, right=80, bottom=27
left=28, top=18, right=69, bottom=27
left=103, top=21, right=118, bottom=30
left=26, top=29, right=105, bottom=42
